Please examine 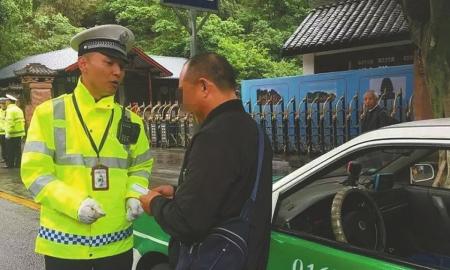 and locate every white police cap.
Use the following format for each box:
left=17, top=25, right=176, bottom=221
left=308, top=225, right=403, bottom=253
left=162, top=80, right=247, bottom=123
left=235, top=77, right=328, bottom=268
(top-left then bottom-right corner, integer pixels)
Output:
left=70, top=24, right=135, bottom=62
left=5, top=94, right=17, bottom=101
